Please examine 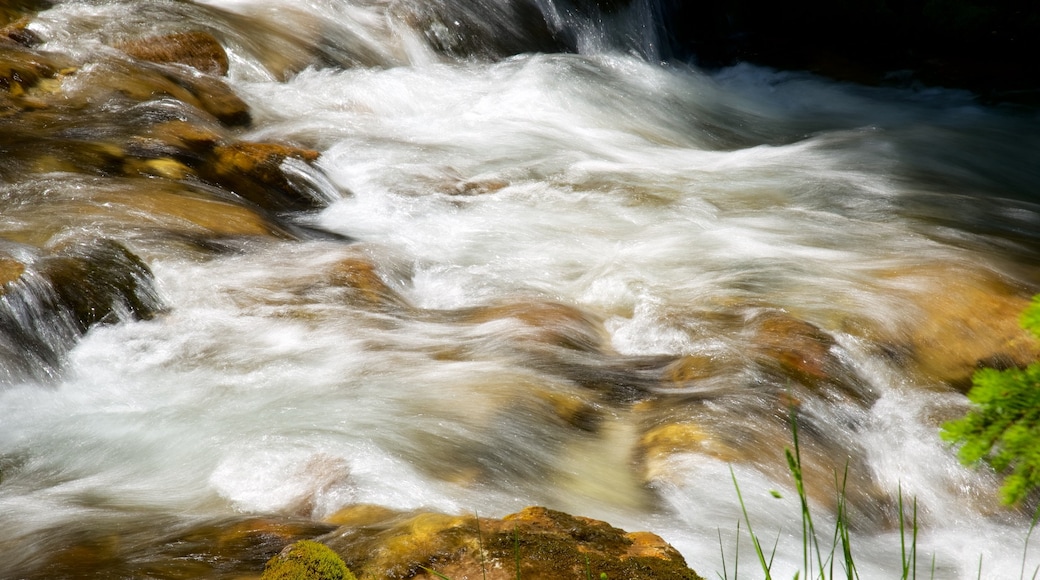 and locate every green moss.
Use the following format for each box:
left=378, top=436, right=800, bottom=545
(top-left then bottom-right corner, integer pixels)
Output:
left=261, top=540, right=356, bottom=580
